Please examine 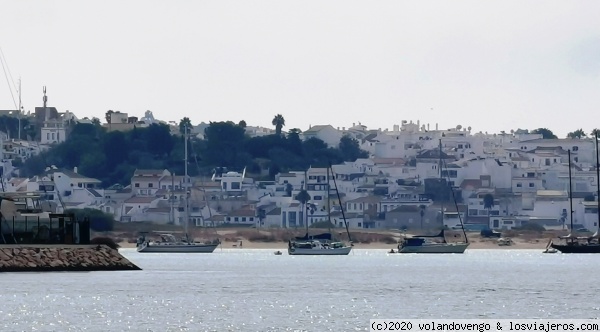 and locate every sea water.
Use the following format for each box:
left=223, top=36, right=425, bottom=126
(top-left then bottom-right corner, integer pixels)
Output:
left=1, top=249, right=598, bottom=331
